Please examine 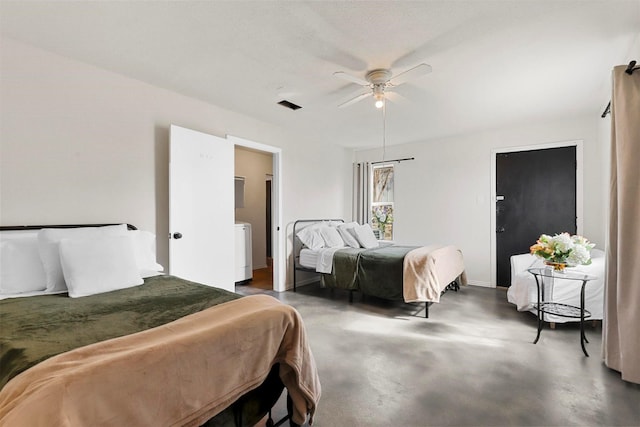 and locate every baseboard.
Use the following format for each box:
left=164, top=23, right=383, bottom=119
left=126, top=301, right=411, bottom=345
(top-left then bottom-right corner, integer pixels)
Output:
left=286, top=277, right=493, bottom=289
left=466, top=280, right=493, bottom=288
left=287, top=276, right=319, bottom=290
